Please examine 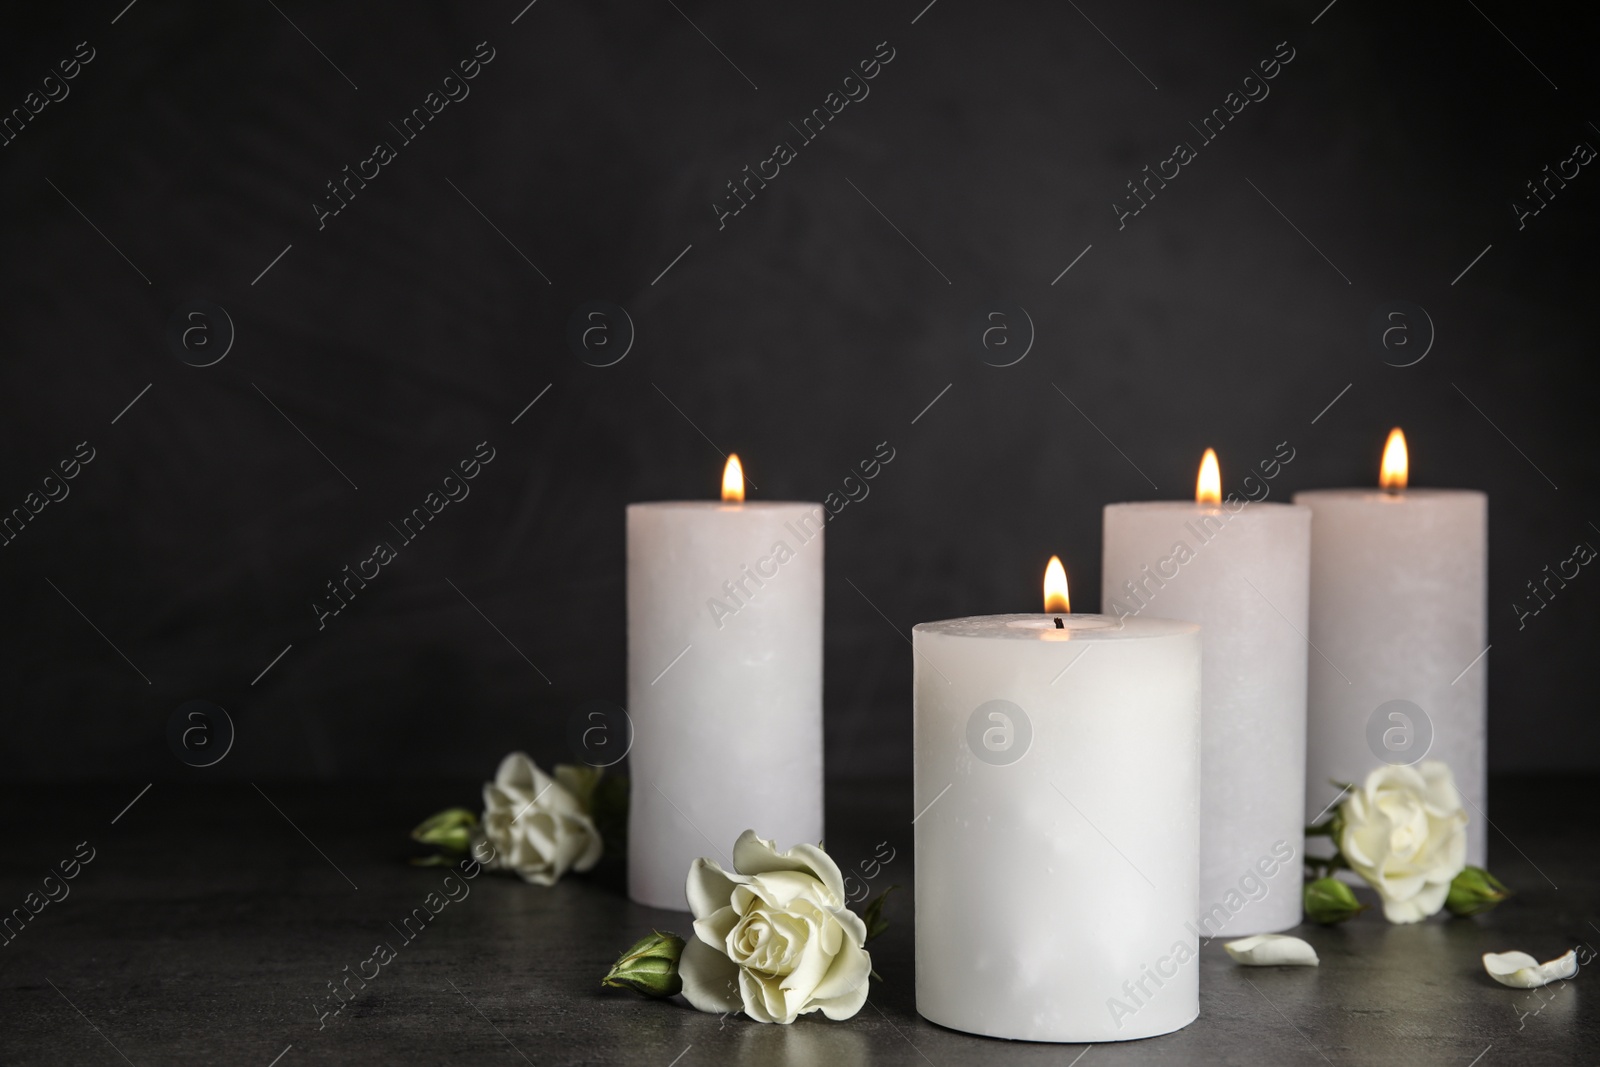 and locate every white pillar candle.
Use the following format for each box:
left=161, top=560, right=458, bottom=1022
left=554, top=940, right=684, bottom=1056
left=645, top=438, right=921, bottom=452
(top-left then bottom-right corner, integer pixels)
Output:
left=626, top=456, right=825, bottom=910
left=1102, top=448, right=1310, bottom=936
left=1293, top=430, right=1488, bottom=865
left=914, top=561, right=1201, bottom=1043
